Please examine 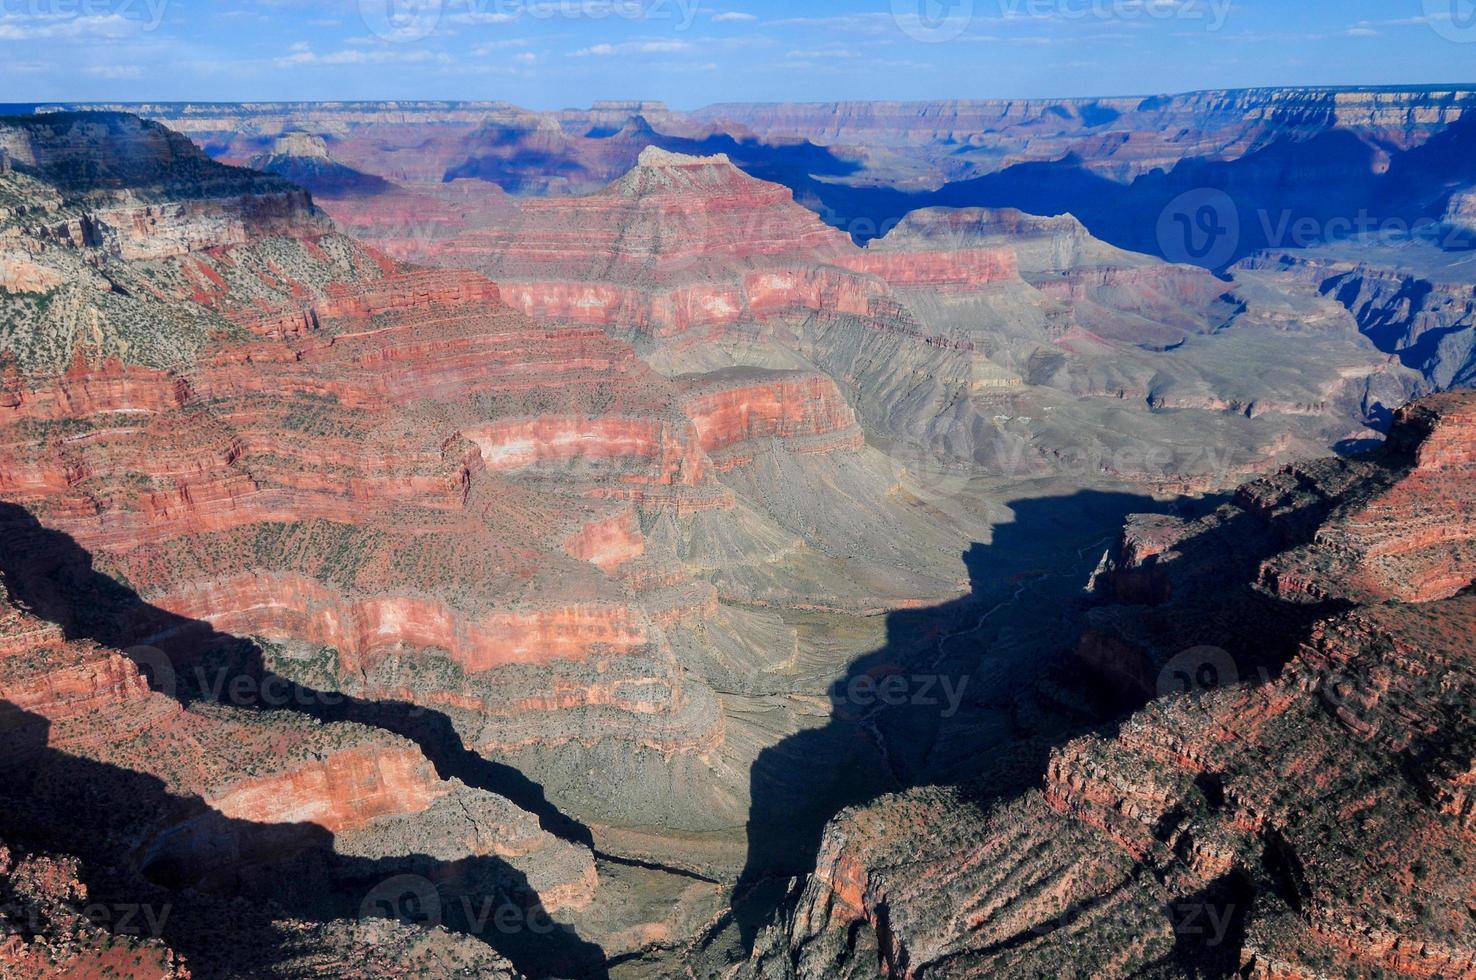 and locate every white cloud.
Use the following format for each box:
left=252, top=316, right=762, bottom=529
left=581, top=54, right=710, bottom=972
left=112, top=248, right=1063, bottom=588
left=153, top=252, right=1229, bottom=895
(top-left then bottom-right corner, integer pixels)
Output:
left=712, top=11, right=757, bottom=22
left=321, top=48, right=454, bottom=64
left=786, top=48, right=859, bottom=59
left=473, top=38, right=534, bottom=54
left=765, top=13, right=894, bottom=33
left=85, top=64, right=144, bottom=79
left=571, top=39, right=692, bottom=56
left=274, top=45, right=455, bottom=67
left=447, top=11, right=519, bottom=25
